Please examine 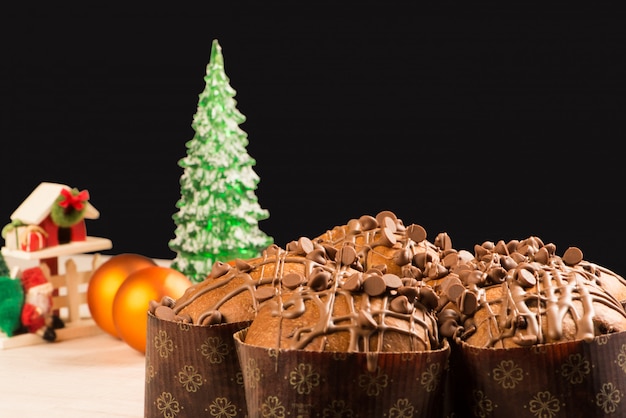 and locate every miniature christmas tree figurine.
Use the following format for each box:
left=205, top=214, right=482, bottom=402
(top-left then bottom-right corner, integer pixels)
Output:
left=169, top=39, right=273, bottom=283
